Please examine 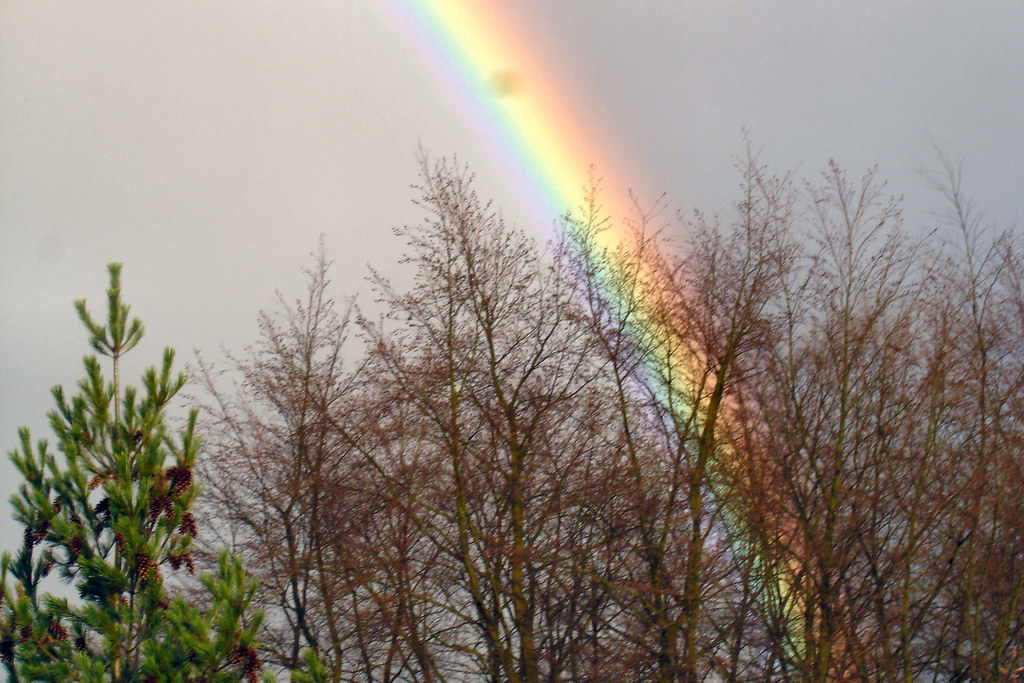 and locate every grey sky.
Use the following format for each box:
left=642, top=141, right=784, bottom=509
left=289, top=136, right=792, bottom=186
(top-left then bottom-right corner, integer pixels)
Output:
left=2, top=1, right=1023, bottom=550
